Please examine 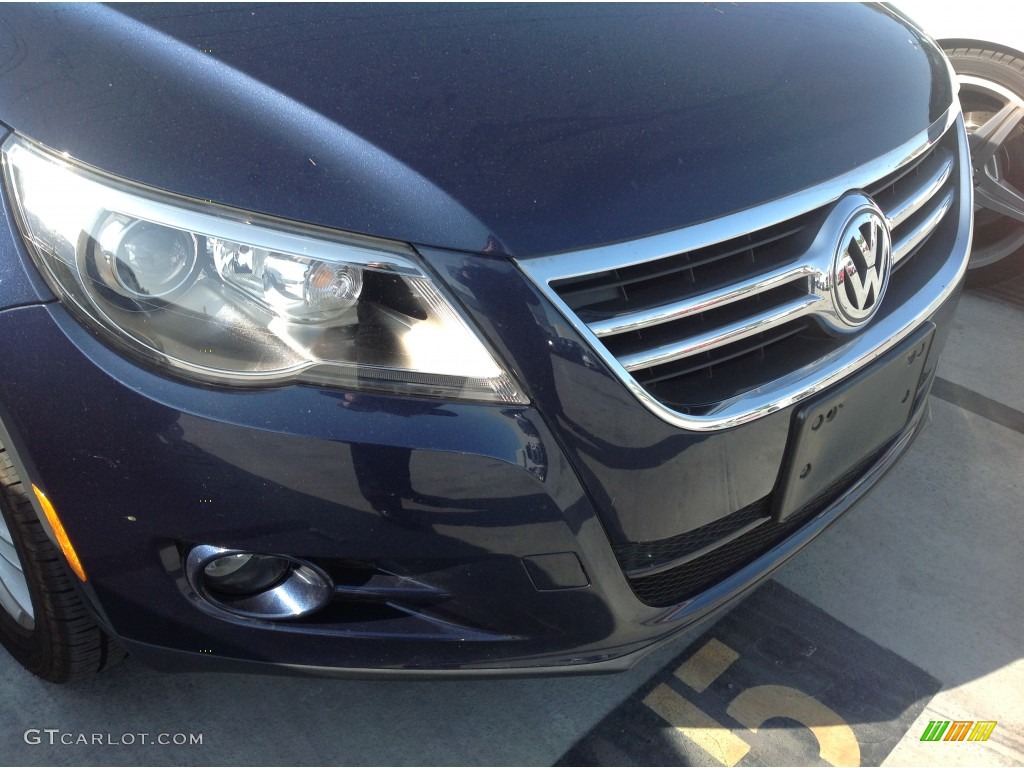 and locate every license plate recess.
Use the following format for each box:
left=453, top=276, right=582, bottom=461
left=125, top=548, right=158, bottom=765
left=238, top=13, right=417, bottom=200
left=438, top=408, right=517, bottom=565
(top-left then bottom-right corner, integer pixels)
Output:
left=773, top=323, right=935, bottom=521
